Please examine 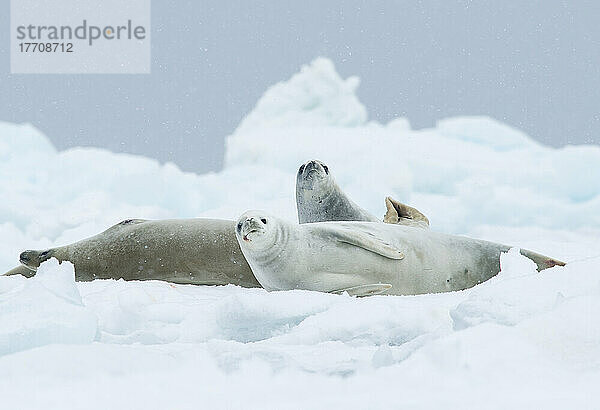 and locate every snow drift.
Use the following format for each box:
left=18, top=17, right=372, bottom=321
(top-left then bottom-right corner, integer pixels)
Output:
left=1, top=58, right=599, bottom=409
